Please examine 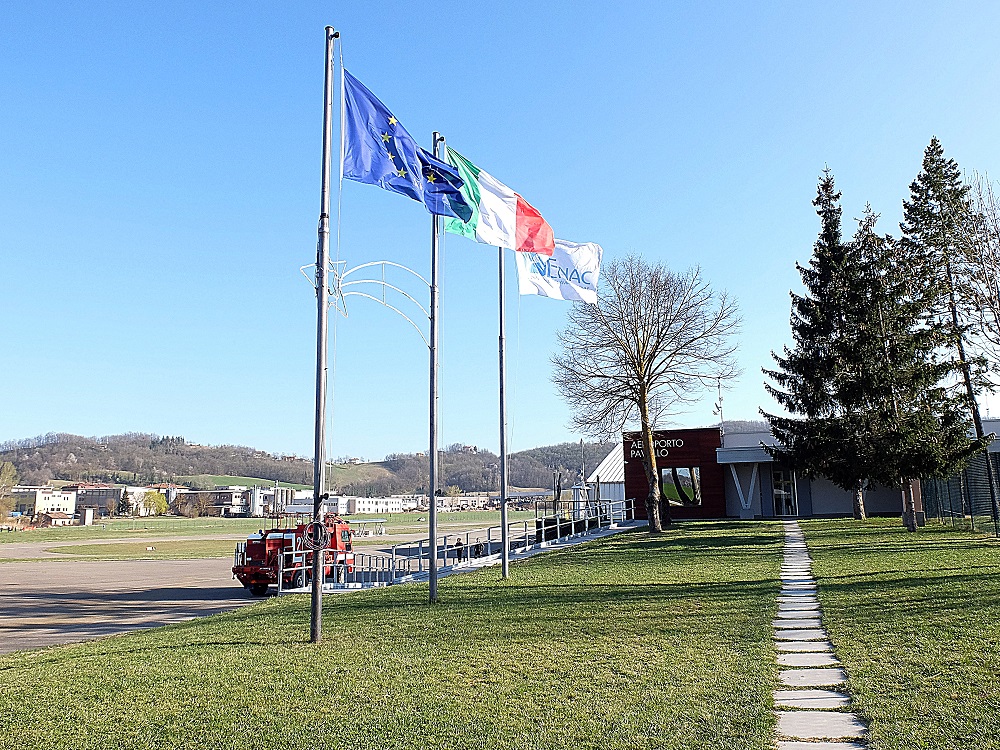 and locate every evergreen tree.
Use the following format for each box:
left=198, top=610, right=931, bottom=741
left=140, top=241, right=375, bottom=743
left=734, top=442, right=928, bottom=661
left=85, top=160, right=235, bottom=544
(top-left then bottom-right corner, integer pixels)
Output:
left=901, top=137, right=992, bottom=440
left=764, top=172, right=979, bottom=524
left=117, top=487, right=130, bottom=516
